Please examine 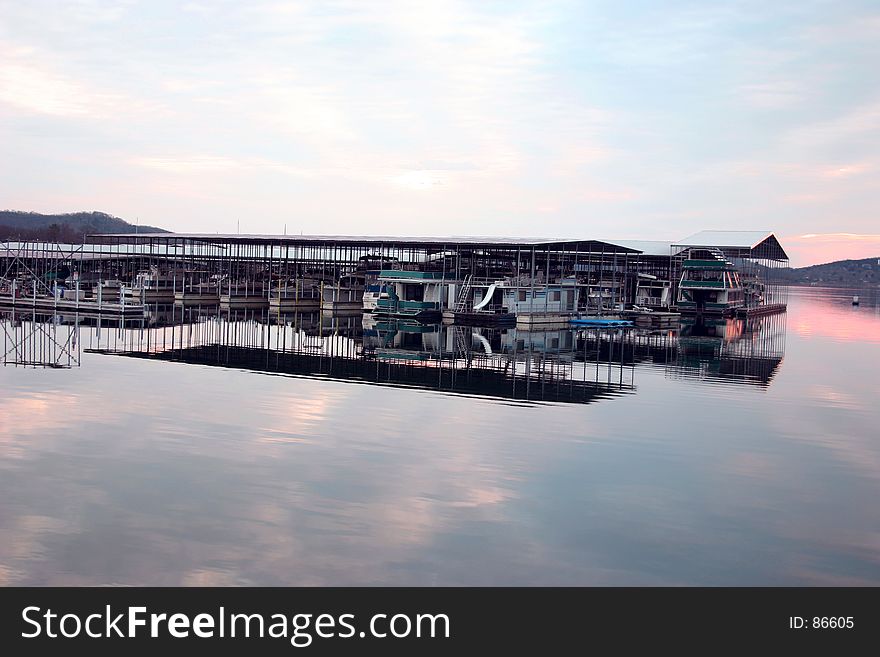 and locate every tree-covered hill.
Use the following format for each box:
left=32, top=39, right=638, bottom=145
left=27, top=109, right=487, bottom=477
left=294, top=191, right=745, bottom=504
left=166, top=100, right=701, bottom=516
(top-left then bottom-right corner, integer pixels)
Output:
left=0, top=210, right=168, bottom=242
